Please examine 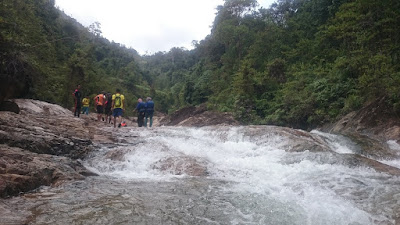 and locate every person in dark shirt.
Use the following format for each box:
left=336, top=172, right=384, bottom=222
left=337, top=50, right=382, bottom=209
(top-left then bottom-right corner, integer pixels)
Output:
left=73, top=84, right=82, bottom=117
left=145, top=97, right=154, bottom=127
left=104, top=92, right=113, bottom=124
left=135, top=98, right=146, bottom=127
